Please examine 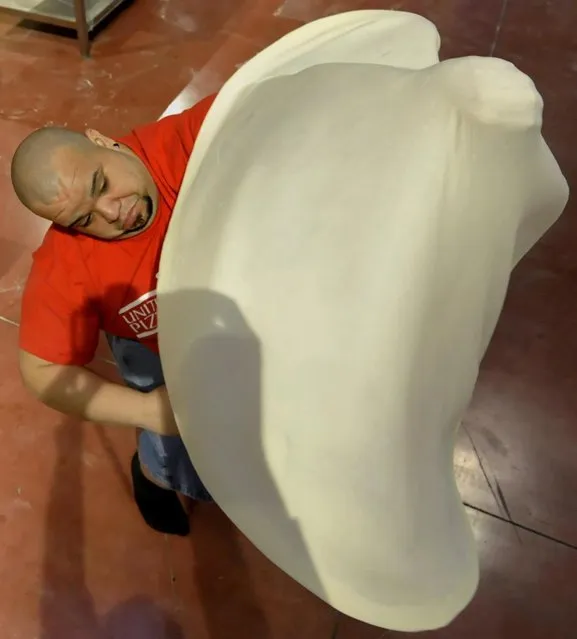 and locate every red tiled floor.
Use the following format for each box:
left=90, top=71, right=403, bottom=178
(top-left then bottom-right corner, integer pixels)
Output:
left=0, top=118, right=50, bottom=324
left=2, top=0, right=577, bottom=636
